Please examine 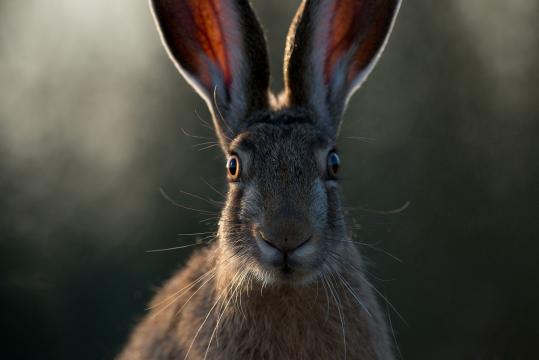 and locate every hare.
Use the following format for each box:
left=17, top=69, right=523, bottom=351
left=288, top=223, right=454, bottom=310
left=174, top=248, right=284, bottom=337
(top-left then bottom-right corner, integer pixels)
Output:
left=119, top=0, right=402, bottom=359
